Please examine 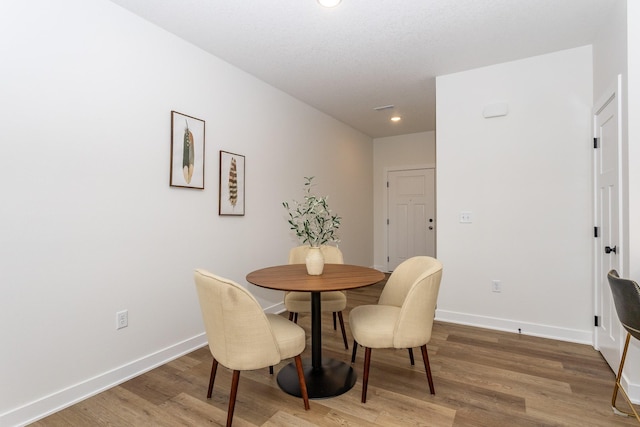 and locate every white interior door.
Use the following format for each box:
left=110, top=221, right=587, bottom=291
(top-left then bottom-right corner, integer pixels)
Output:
left=594, top=79, right=622, bottom=371
left=387, top=168, right=435, bottom=271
